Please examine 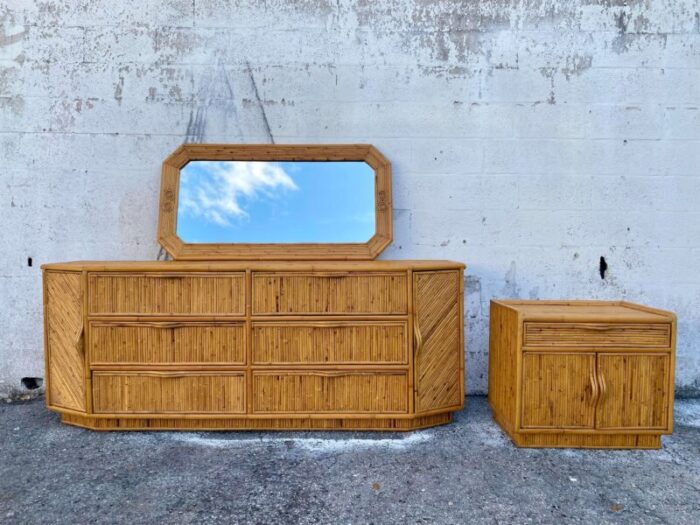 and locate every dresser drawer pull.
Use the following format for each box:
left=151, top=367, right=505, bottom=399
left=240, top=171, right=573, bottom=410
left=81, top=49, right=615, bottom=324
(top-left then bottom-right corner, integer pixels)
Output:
left=268, top=371, right=404, bottom=378
left=105, top=371, right=213, bottom=378
left=94, top=321, right=242, bottom=328
left=75, top=326, right=85, bottom=355
left=414, top=323, right=424, bottom=360
left=123, top=322, right=200, bottom=329
left=307, top=272, right=353, bottom=277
